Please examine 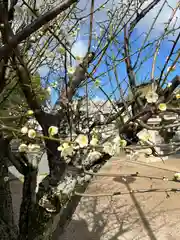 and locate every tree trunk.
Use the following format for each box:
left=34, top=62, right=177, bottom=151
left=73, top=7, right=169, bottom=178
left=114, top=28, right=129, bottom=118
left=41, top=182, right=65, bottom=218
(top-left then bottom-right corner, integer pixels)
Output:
left=17, top=160, right=88, bottom=240
left=52, top=184, right=87, bottom=239
left=17, top=178, right=85, bottom=240
left=0, top=137, right=18, bottom=240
